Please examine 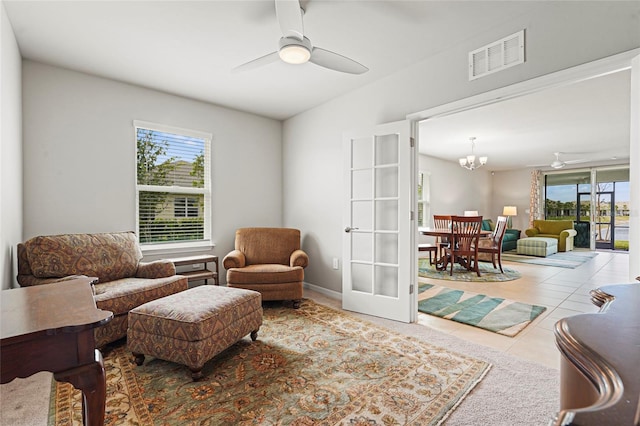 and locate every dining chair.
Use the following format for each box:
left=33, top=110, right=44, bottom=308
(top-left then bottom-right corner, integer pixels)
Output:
left=432, top=215, right=452, bottom=261
left=418, top=243, right=438, bottom=265
left=477, top=216, right=508, bottom=273
left=442, top=215, right=483, bottom=277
